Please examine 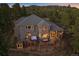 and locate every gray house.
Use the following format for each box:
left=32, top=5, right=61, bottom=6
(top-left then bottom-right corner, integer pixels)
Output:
left=14, top=14, right=64, bottom=48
